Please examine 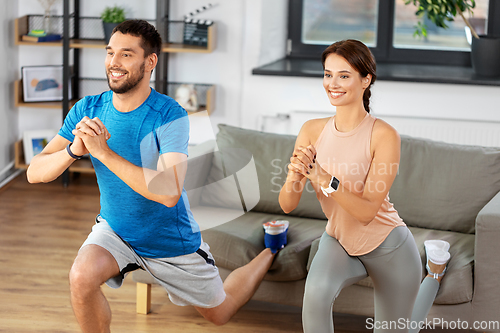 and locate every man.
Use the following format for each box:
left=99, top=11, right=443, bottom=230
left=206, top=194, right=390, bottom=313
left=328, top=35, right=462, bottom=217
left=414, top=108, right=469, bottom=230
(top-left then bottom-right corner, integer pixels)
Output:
left=27, top=20, right=286, bottom=333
